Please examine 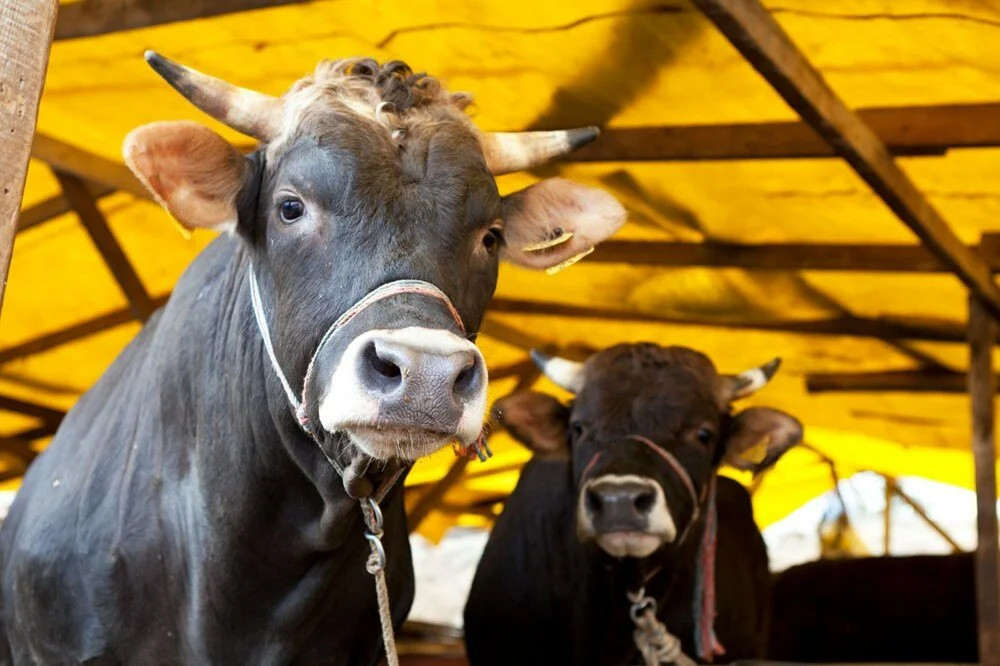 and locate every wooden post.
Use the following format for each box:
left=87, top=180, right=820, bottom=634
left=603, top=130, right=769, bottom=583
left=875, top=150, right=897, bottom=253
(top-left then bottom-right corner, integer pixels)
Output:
left=0, top=0, right=59, bottom=313
left=970, top=294, right=1000, bottom=665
